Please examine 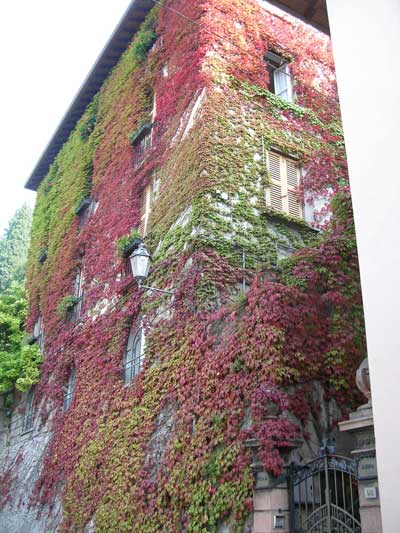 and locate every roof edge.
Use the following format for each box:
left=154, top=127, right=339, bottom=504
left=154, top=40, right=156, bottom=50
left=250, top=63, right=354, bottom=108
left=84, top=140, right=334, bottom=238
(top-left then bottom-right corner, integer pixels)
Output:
left=25, top=0, right=154, bottom=191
